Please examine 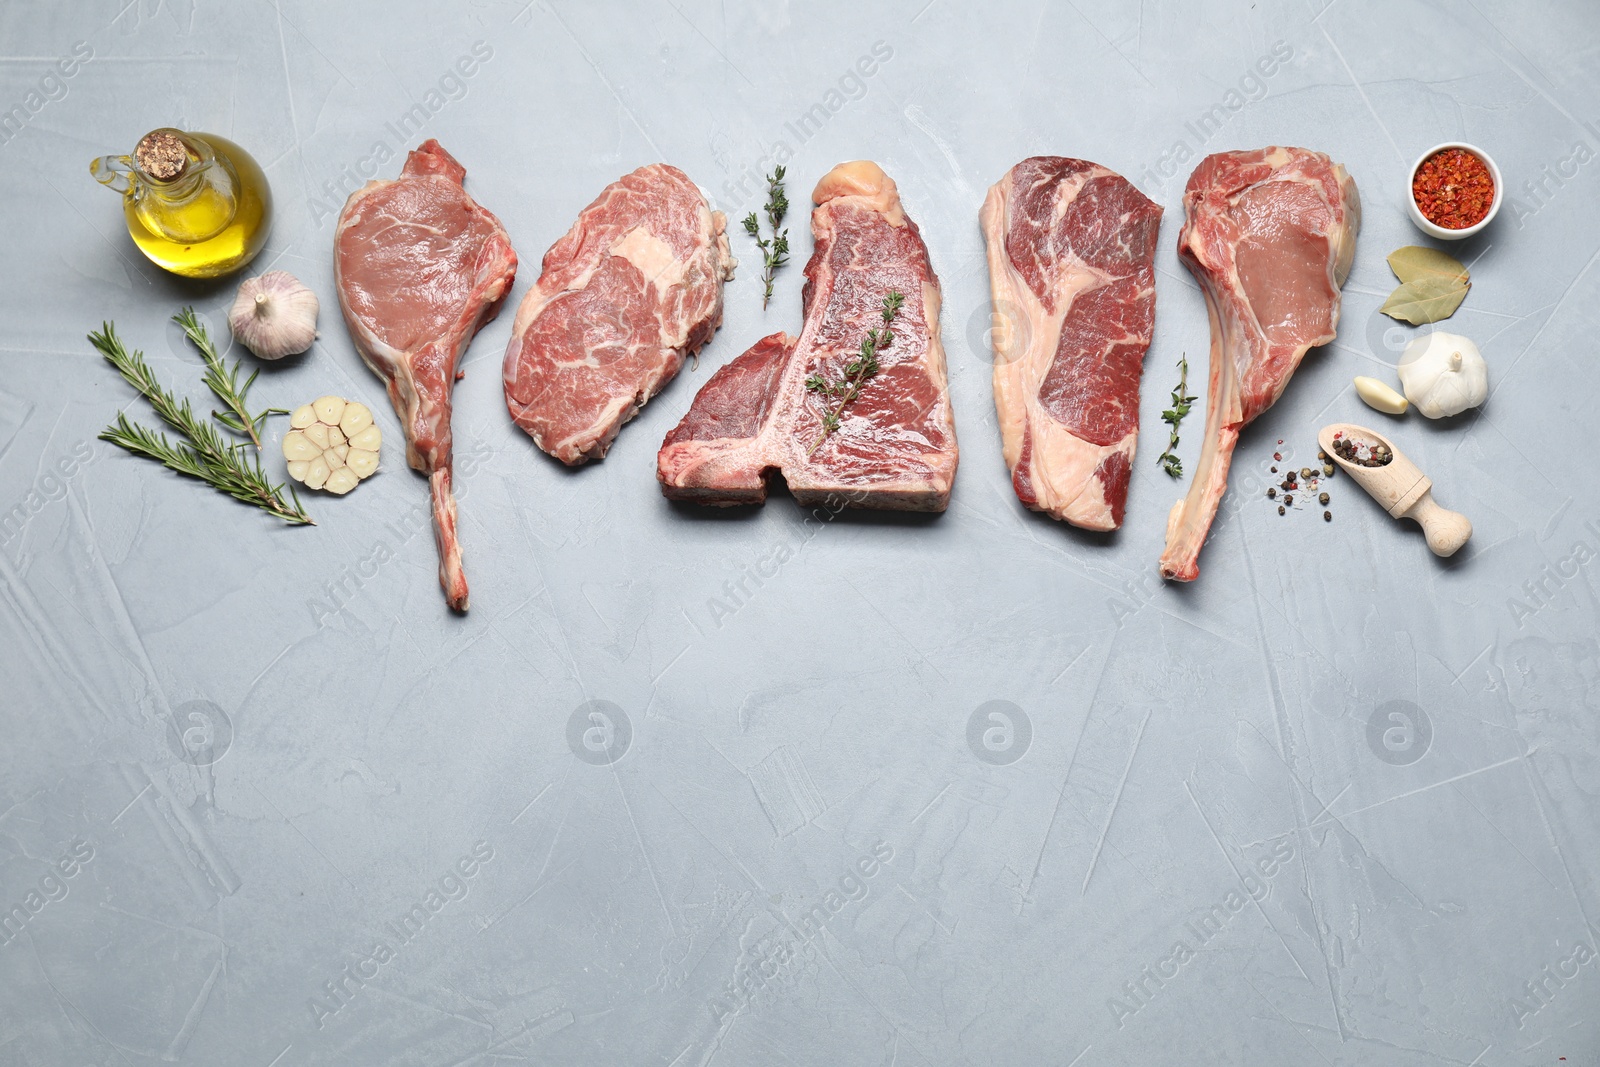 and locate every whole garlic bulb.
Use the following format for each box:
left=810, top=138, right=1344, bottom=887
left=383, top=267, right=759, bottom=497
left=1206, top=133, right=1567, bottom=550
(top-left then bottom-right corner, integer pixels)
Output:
left=1397, top=331, right=1488, bottom=419
left=230, top=271, right=319, bottom=360
left=282, top=396, right=381, bottom=495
